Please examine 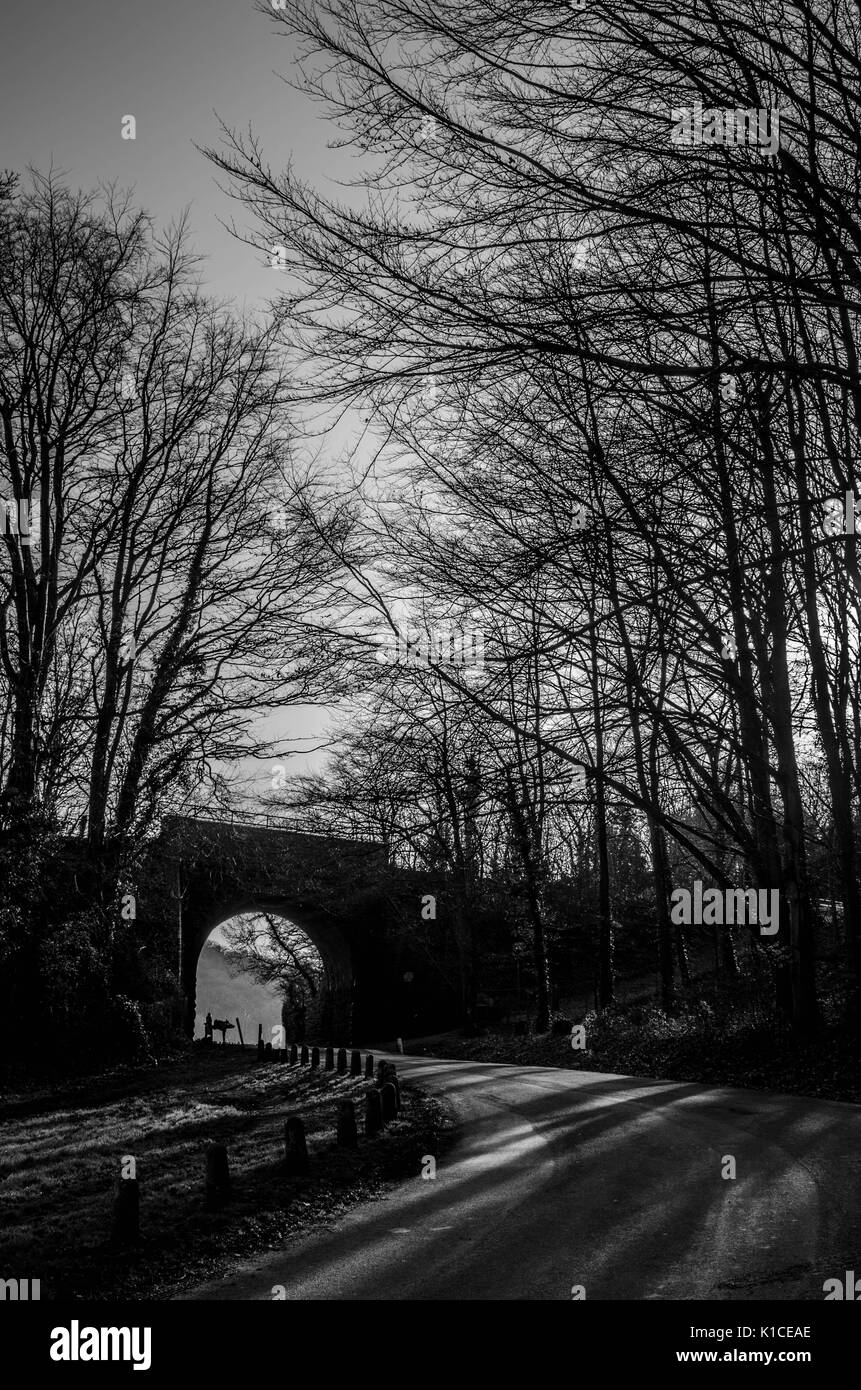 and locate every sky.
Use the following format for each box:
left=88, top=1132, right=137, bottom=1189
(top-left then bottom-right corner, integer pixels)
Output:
left=1, top=0, right=362, bottom=797
left=0, top=0, right=330, bottom=306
